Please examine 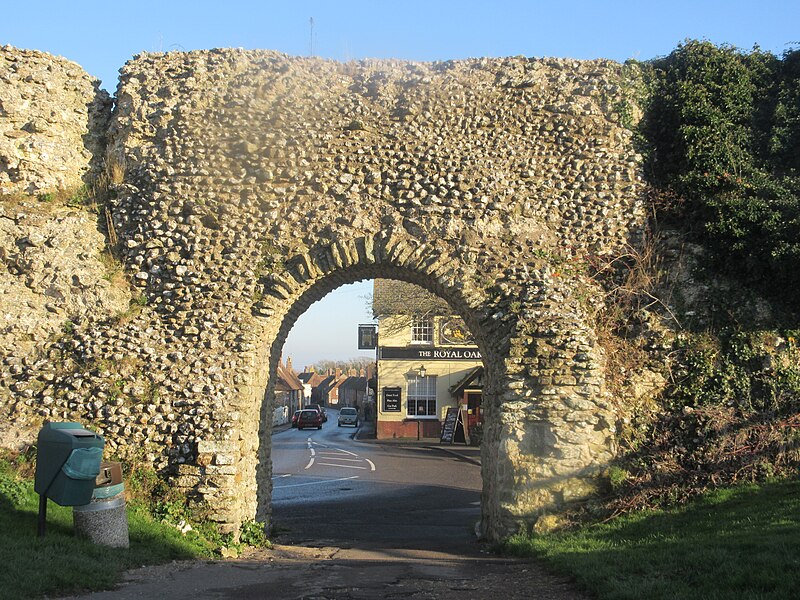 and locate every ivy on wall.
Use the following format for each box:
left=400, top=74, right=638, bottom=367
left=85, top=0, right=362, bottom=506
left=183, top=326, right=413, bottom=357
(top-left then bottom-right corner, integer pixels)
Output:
left=594, top=42, right=800, bottom=516
left=639, top=40, right=800, bottom=305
